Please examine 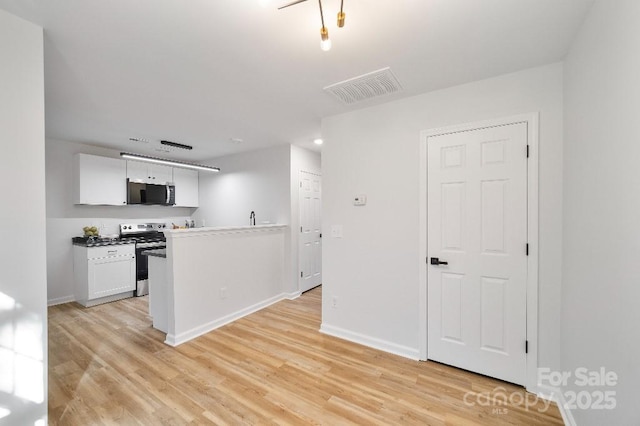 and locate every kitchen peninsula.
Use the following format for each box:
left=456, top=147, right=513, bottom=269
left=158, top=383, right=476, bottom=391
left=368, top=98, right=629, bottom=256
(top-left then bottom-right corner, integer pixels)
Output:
left=149, top=224, right=289, bottom=346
